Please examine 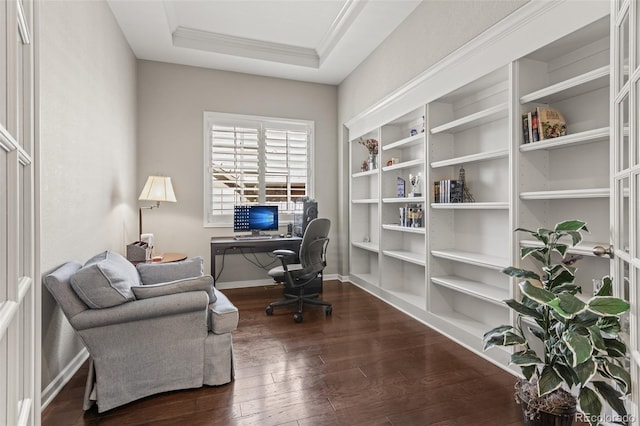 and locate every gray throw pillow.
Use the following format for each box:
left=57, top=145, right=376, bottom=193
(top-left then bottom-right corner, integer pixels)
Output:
left=136, top=256, right=204, bottom=285
left=70, top=251, right=141, bottom=309
left=132, top=275, right=216, bottom=302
